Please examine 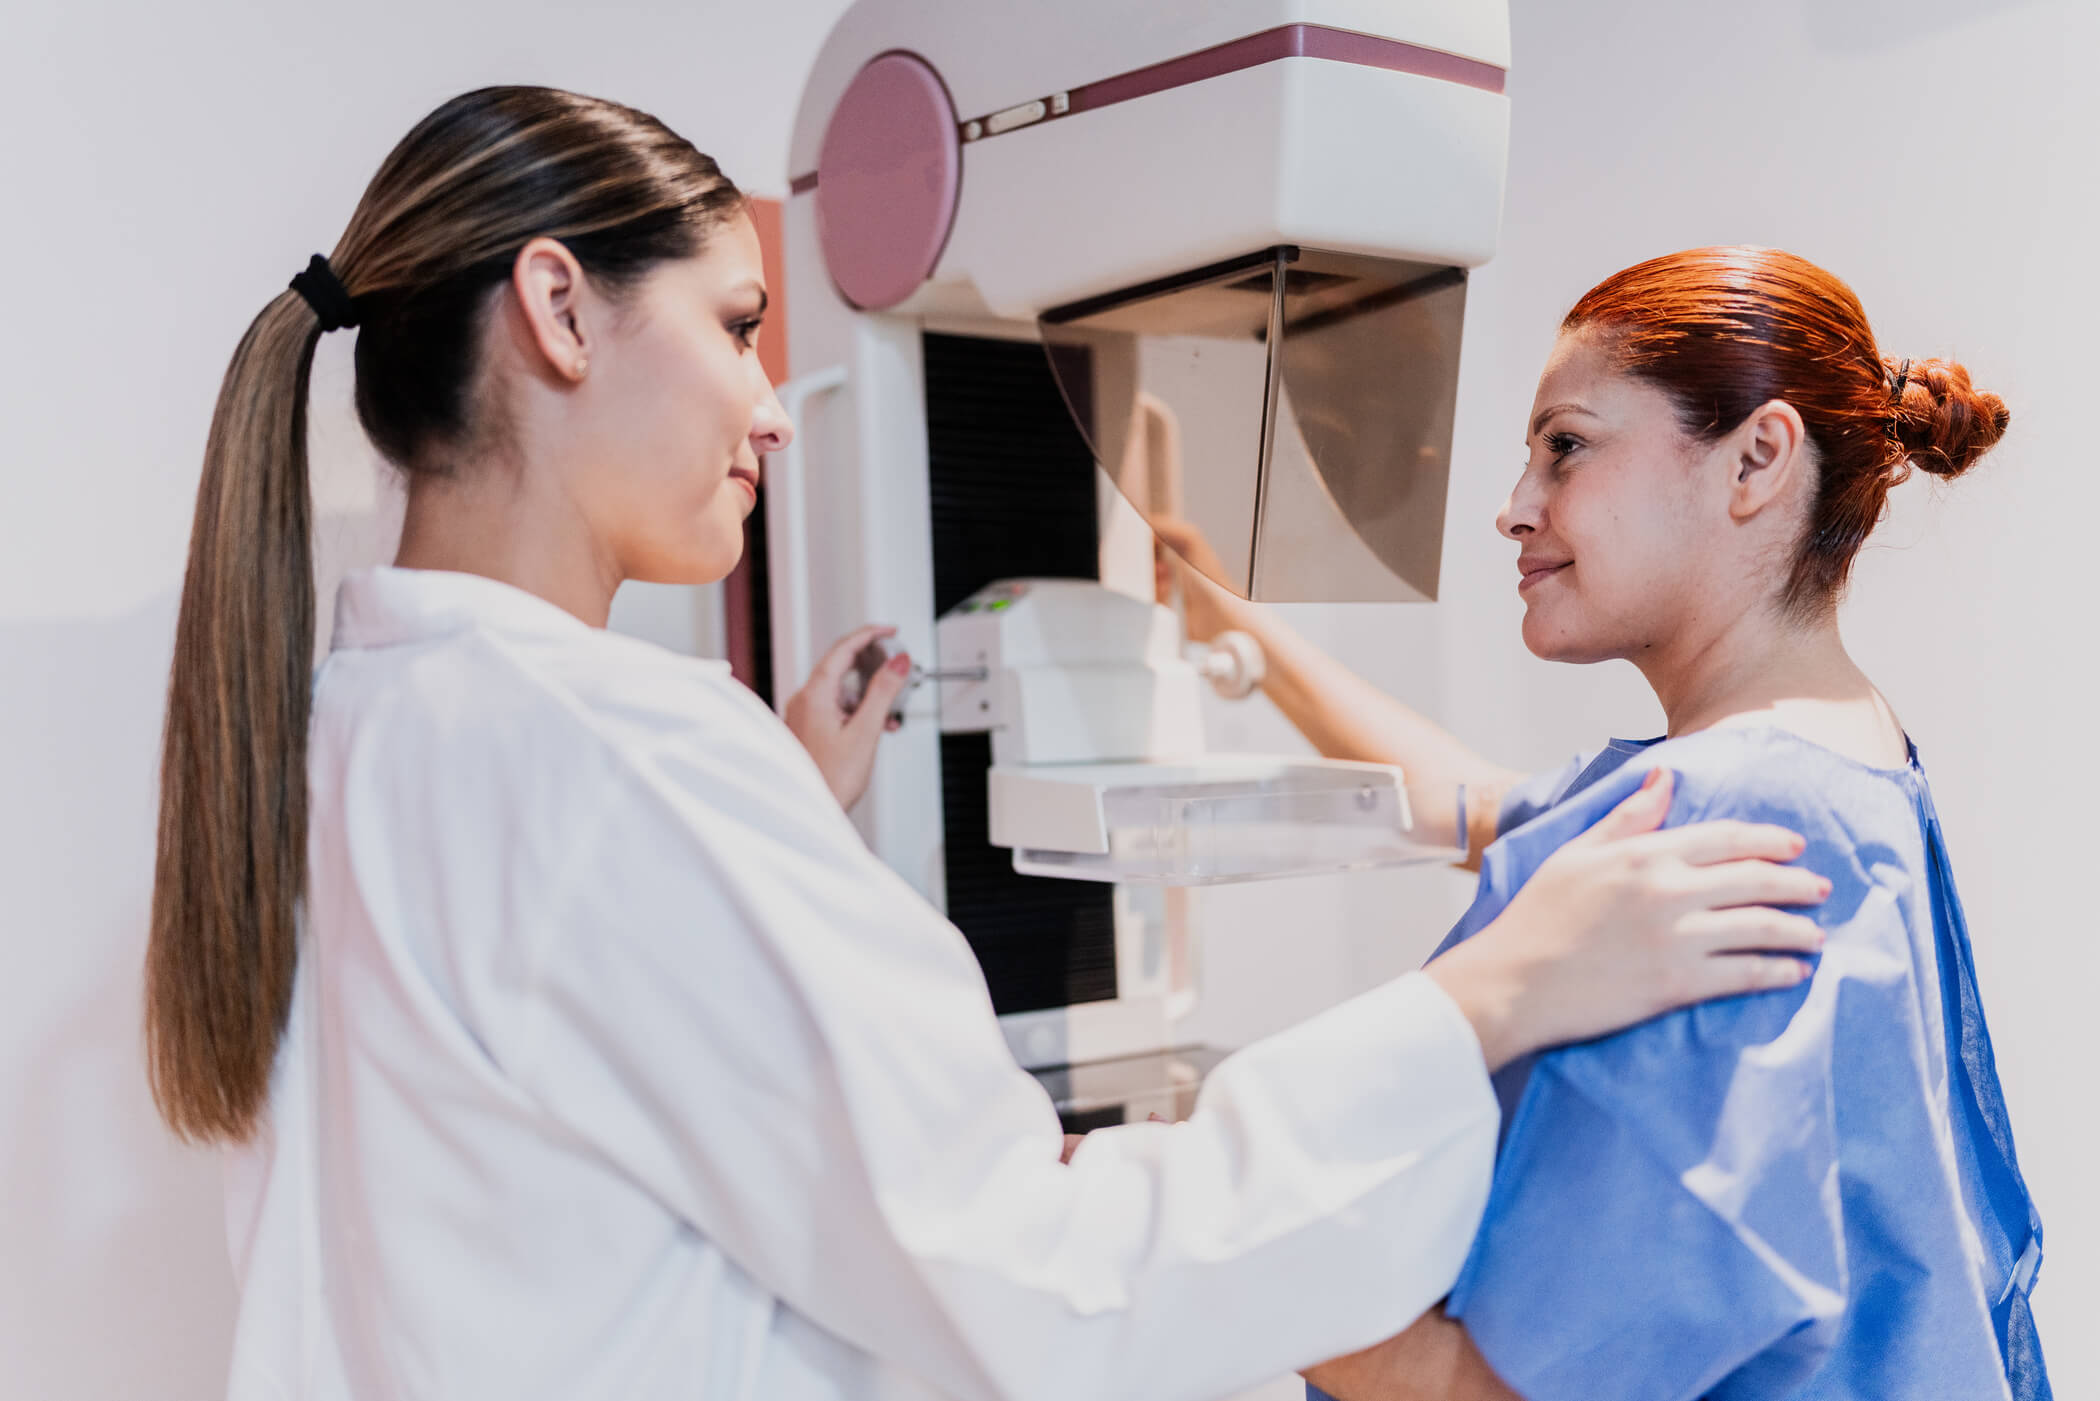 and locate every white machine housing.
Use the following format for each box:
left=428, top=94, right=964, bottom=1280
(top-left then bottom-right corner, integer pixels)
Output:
left=788, top=0, right=1508, bottom=323
left=776, top=0, right=1509, bottom=1070
left=935, top=580, right=1204, bottom=768
left=938, top=579, right=1435, bottom=888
